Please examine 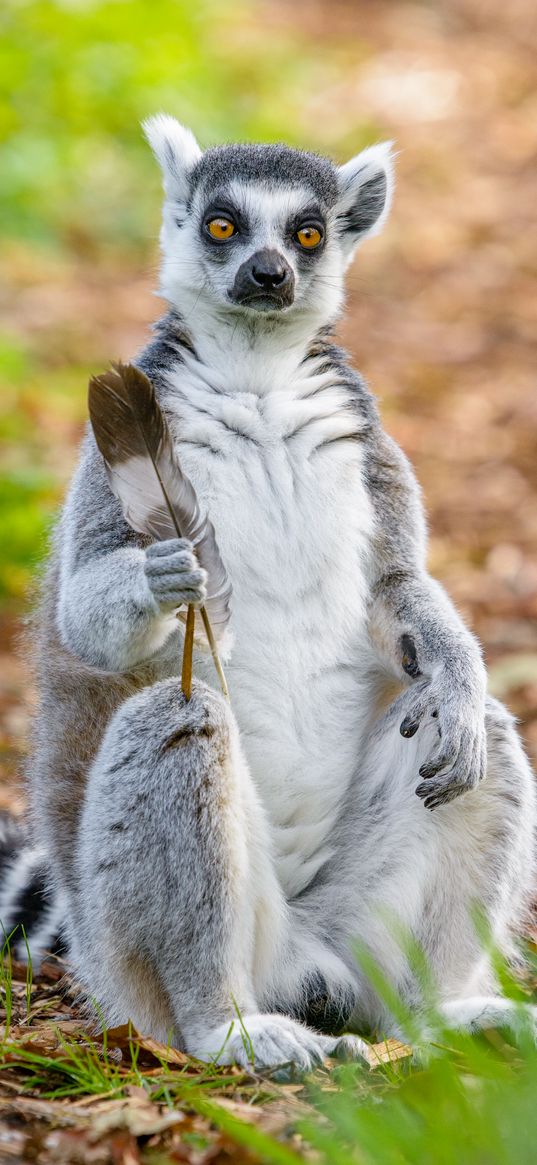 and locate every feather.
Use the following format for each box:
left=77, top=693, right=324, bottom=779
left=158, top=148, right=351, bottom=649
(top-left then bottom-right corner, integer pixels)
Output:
left=88, top=361, right=230, bottom=698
